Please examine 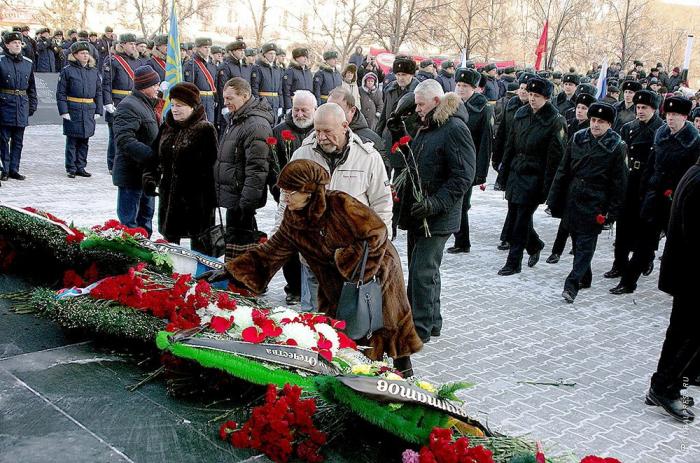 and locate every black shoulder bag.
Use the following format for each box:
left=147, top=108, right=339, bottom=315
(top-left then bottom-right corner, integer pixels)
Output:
left=336, top=241, right=384, bottom=340
left=195, top=207, right=226, bottom=258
